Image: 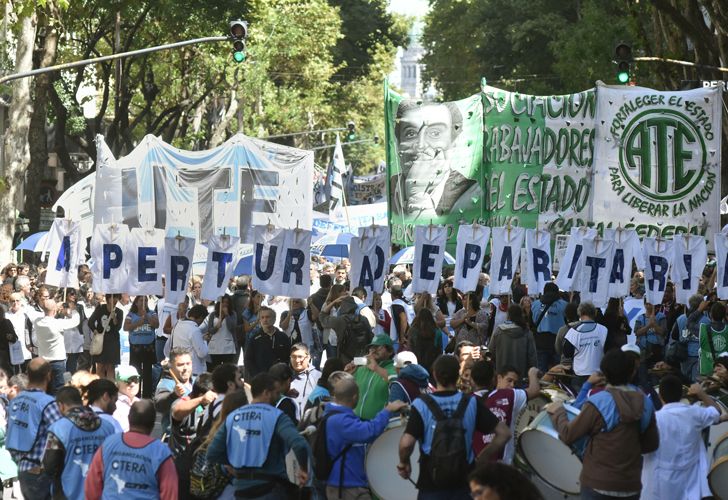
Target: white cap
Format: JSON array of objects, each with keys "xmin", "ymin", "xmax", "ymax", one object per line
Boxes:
[
  {"xmin": 621, "ymin": 344, "xmax": 641, "ymax": 357},
  {"xmin": 394, "ymin": 351, "xmax": 418, "ymax": 369}
]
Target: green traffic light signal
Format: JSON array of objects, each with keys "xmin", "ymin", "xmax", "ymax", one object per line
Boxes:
[
  {"xmin": 233, "ymin": 51, "xmax": 246, "ymax": 62},
  {"xmin": 617, "ymin": 71, "xmax": 629, "ymax": 83}
]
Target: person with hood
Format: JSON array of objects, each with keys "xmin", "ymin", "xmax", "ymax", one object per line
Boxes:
[
  {"xmin": 323, "ymin": 377, "xmax": 407, "ymax": 500},
  {"xmin": 531, "ymin": 282, "xmax": 568, "ymax": 372},
  {"xmin": 389, "ymin": 351, "xmax": 430, "ymax": 403},
  {"xmin": 554, "ymin": 302, "xmax": 579, "ymax": 365},
  {"xmin": 289, "ymin": 343, "xmax": 321, "ymax": 417},
  {"xmin": 489, "ymin": 304, "xmax": 537, "ymax": 377},
  {"xmin": 546, "ymin": 349, "xmax": 659, "ymax": 499},
  {"xmin": 319, "ymin": 294, "xmax": 372, "ymax": 365},
  {"xmin": 43, "ymin": 386, "xmax": 116, "ymax": 500},
  {"xmin": 408, "ymin": 308, "xmax": 446, "ymax": 375}
]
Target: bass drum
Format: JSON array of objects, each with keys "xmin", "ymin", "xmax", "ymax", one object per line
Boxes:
[
  {"xmin": 514, "ymin": 385, "xmax": 573, "ymax": 437},
  {"xmin": 709, "ymin": 434, "xmax": 728, "ymax": 500},
  {"xmin": 705, "ymin": 389, "xmax": 728, "ymax": 462},
  {"xmin": 366, "ymin": 417, "xmax": 420, "ymax": 500},
  {"xmin": 518, "ymin": 404, "xmax": 585, "ymax": 496}
]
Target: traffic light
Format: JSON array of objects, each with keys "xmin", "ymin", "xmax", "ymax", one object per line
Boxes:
[
  {"xmin": 614, "ymin": 43, "xmax": 632, "ymax": 84},
  {"xmin": 346, "ymin": 121, "xmax": 356, "ymax": 141},
  {"xmin": 229, "ymin": 20, "xmax": 248, "ymax": 63}
]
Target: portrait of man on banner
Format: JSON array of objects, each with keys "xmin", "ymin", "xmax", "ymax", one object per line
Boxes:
[{"xmin": 390, "ymin": 100, "xmax": 479, "ymax": 218}]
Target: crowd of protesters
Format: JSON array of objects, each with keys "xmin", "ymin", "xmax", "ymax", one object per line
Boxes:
[{"xmin": 0, "ymin": 254, "xmax": 725, "ymax": 500}]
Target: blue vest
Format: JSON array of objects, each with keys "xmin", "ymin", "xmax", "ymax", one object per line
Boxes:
[
  {"xmin": 587, "ymin": 387, "xmax": 654, "ymax": 433},
  {"xmin": 6, "ymin": 390, "xmax": 55, "ymax": 453},
  {"xmin": 225, "ymin": 403, "xmax": 282, "ymax": 468},
  {"xmin": 412, "ymin": 392, "xmax": 478, "ymax": 463},
  {"xmin": 533, "ymin": 299, "xmax": 567, "ymax": 334},
  {"xmin": 128, "ymin": 312, "xmax": 156, "ymax": 345},
  {"xmin": 100, "ymin": 433, "xmax": 172, "ymax": 500},
  {"xmin": 49, "ymin": 416, "xmax": 116, "ymax": 500}
]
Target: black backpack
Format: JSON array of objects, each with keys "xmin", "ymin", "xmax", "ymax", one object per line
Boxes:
[
  {"xmin": 312, "ymin": 409, "xmax": 352, "ymax": 482},
  {"xmin": 420, "ymin": 393, "xmax": 471, "ymax": 488},
  {"xmin": 339, "ymin": 308, "xmax": 373, "ymax": 361}
]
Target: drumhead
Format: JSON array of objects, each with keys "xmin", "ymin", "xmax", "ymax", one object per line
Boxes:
[
  {"xmin": 518, "ymin": 410, "xmax": 582, "ymax": 496},
  {"xmin": 713, "ymin": 431, "xmax": 728, "ymax": 463},
  {"xmin": 366, "ymin": 418, "xmax": 420, "ymax": 500},
  {"xmin": 709, "ymin": 456, "xmax": 728, "ymax": 499}
]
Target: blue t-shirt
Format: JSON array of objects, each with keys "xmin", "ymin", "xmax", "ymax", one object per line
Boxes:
[
  {"xmin": 532, "ymin": 298, "xmax": 567, "ymax": 334},
  {"xmin": 127, "ymin": 311, "xmax": 157, "ymax": 345}
]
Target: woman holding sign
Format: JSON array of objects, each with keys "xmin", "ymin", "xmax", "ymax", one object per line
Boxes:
[{"xmin": 124, "ymin": 295, "xmax": 159, "ymax": 398}]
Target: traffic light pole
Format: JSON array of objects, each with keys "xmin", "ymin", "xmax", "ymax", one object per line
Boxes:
[
  {"xmin": 0, "ymin": 35, "xmax": 229, "ymax": 86},
  {"xmin": 633, "ymin": 56, "xmax": 728, "ymax": 74}
]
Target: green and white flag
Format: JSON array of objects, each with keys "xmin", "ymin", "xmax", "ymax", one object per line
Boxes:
[
  {"xmin": 592, "ymin": 82, "xmax": 721, "ymax": 242},
  {"xmin": 481, "ymin": 86, "xmax": 596, "ymax": 234},
  {"xmin": 386, "ymin": 85, "xmax": 484, "ymax": 246}
]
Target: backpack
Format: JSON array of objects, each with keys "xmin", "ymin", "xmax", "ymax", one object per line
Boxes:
[
  {"xmin": 189, "ymin": 441, "xmax": 230, "ymax": 499},
  {"xmin": 420, "ymin": 393, "xmax": 471, "ymax": 488},
  {"xmin": 339, "ymin": 309, "xmax": 373, "ymax": 361},
  {"xmin": 174, "ymin": 400, "xmax": 223, "ymax": 498},
  {"xmin": 312, "ymin": 409, "xmax": 352, "ymax": 482}
]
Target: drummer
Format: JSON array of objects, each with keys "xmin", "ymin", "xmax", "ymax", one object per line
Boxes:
[
  {"xmin": 641, "ymin": 375, "xmax": 728, "ymax": 500},
  {"xmin": 470, "ymin": 362, "xmax": 540, "ymax": 464},
  {"xmin": 545, "ymin": 349, "xmax": 659, "ymax": 499},
  {"xmin": 322, "ymin": 377, "xmax": 407, "ymax": 500}
]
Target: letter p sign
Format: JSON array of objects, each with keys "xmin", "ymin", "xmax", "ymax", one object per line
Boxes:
[{"xmin": 103, "ymin": 244, "xmax": 123, "ymax": 279}]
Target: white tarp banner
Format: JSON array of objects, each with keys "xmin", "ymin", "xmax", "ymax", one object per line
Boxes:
[
  {"xmin": 524, "ymin": 229, "xmax": 552, "ymax": 295},
  {"xmin": 252, "ymin": 227, "xmax": 311, "ymax": 299},
  {"xmin": 164, "ymin": 236, "xmax": 196, "ymax": 306},
  {"xmin": 592, "ymin": 83, "xmax": 722, "ymax": 244},
  {"xmin": 490, "ymin": 226, "xmax": 525, "ymax": 296},
  {"xmin": 454, "ymin": 224, "xmax": 490, "ymax": 293},
  {"xmin": 671, "ymin": 234, "xmax": 707, "ymax": 305},
  {"xmin": 350, "ymin": 225, "xmax": 390, "ymax": 299},
  {"xmin": 604, "ymin": 228, "xmax": 644, "ymax": 298},
  {"xmin": 127, "ymin": 228, "xmax": 166, "ymax": 297},
  {"xmin": 90, "ymin": 223, "xmax": 130, "ymax": 294},
  {"xmin": 578, "ymin": 238, "xmax": 615, "ymax": 308},
  {"xmin": 201, "ymin": 234, "xmax": 240, "ymax": 301},
  {"xmin": 412, "ymin": 225, "xmax": 448, "ymax": 295},
  {"xmin": 642, "ymin": 237, "xmax": 674, "ymax": 305},
  {"xmin": 555, "ymin": 227, "xmax": 597, "ymax": 292},
  {"xmin": 714, "ymin": 233, "xmax": 728, "ymax": 300},
  {"xmin": 44, "ymin": 219, "xmax": 85, "ymax": 289}
]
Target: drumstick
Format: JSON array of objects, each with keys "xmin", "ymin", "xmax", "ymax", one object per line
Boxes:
[{"xmin": 169, "ymin": 368, "xmax": 180, "ymax": 385}]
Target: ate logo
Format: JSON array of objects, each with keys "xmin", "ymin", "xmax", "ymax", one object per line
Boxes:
[{"xmin": 619, "ymin": 109, "xmax": 706, "ymax": 202}]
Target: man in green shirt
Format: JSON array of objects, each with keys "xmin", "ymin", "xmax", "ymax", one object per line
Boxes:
[
  {"xmin": 346, "ymin": 335, "xmax": 397, "ymax": 420},
  {"xmin": 699, "ymin": 302, "xmax": 728, "ymax": 376}
]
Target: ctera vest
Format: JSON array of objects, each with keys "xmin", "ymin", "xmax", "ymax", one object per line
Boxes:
[
  {"xmin": 100, "ymin": 433, "xmax": 172, "ymax": 500},
  {"xmin": 6, "ymin": 390, "xmax": 55, "ymax": 454},
  {"xmin": 225, "ymin": 403, "xmax": 282, "ymax": 469}
]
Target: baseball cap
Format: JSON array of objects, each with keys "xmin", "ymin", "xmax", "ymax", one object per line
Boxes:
[
  {"xmin": 116, "ymin": 365, "xmax": 140, "ymax": 383},
  {"xmin": 394, "ymin": 351, "xmax": 418, "ymax": 368},
  {"xmin": 714, "ymin": 353, "xmax": 728, "ymax": 370},
  {"xmin": 368, "ymin": 334, "xmax": 393, "ymax": 348},
  {"xmin": 621, "ymin": 344, "xmax": 641, "ymax": 357}
]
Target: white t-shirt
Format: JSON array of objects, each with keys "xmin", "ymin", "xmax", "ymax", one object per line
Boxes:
[{"xmin": 565, "ymin": 321, "xmax": 608, "ymax": 376}]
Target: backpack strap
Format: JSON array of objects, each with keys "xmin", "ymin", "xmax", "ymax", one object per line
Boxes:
[
  {"xmin": 420, "ymin": 393, "xmax": 447, "ymax": 421},
  {"xmin": 452, "ymin": 393, "xmax": 470, "ymax": 419}
]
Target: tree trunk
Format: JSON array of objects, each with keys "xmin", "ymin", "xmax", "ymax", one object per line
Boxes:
[
  {"xmin": 0, "ymin": 7, "xmax": 37, "ymax": 262},
  {"xmin": 209, "ymin": 89, "xmax": 239, "ymax": 147},
  {"xmin": 27, "ymin": 3, "xmax": 59, "ymax": 232}
]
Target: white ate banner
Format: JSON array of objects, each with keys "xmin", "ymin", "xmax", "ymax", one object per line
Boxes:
[
  {"xmin": 592, "ymin": 83, "xmax": 722, "ymax": 244},
  {"xmin": 164, "ymin": 236, "xmax": 196, "ymax": 305},
  {"xmin": 454, "ymin": 225, "xmax": 490, "ymax": 293},
  {"xmin": 412, "ymin": 225, "xmax": 448, "ymax": 295},
  {"xmin": 201, "ymin": 234, "xmax": 240, "ymax": 301},
  {"xmin": 90, "ymin": 224, "xmax": 130, "ymax": 294},
  {"xmin": 490, "ymin": 226, "xmax": 525, "ymax": 296},
  {"xmin": 127, "ymin": 228, "xmax": 165, "ymax": 297},
  {"xmin": 524, "ymin": 229, "xmax": 552, "ymax": 295},
  {"xmin": 671, "ymin": 234, "xmax": 707, "ymax": 305},
  {"xmin": 642, "ymin": 237, "xmax": 674, "ymax": 305}
]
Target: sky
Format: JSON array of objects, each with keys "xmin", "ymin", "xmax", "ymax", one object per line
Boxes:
[{"xmin": 388, "ymin": 0, "xmax": 429, "ymax": 18}]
